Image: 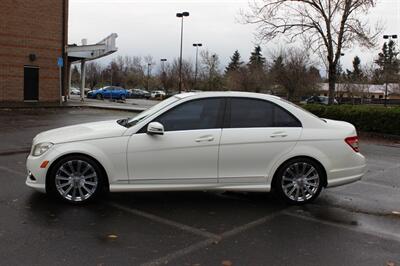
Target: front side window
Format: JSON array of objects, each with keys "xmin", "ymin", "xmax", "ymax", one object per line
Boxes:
[
  {"xmin": 154, "ymin": 98, "xmax": 223, "ymax": 131},
  {"xmin": 228, "ymin": 98, "xmax": 301, "ymax": 128}
]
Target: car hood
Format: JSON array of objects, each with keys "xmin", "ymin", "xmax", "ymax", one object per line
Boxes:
[{"xmin": 33, "ymin": 120, "xmax": 127, "ymax": 145}]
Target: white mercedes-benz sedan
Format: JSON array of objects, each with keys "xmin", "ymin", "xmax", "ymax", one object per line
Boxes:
[{"xmin": 26, "ymin": 92, "xmax": 366, "ymax": 204}]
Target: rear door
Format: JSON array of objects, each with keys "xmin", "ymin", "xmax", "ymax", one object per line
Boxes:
[
  {"xmin": 218, "ymin": 97, "xmax": 302, "ymax": 184},
  {"xmin": 104, "ymin": 87, "xmax": 113, "ymax": 99}
]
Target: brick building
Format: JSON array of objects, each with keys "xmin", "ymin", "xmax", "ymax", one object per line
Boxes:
[{"xmin": 0, "ymin": 0, "xmax": 69, "ymax": 104}]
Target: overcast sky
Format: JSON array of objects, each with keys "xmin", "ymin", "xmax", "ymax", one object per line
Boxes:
[{"xmin": 69, "ymin": 0, "xmax": 399, "ymax": 76}]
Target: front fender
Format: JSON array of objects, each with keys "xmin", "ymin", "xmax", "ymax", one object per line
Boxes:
[{"xmin": 47, "ymin": 137, "xmax": 129, "ymax": 185}]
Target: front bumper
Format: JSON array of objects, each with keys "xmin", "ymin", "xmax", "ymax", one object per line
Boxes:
[{"xmin": 25, "ymin": 154, "xmax": 50, "ymax": 193}]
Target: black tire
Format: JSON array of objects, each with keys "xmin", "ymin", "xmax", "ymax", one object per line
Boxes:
[
  {"xmin": 96, "ymin": 94, "xmax": 103, "ymax": 100},
  {"xmin": 120, "ymin": 94, "xmax": 126, "ymax": 101},
  {"xmin": 274, "ymin": 158, "xmax": 324, "ymax": 205},
  {"xmin": 47, "ymin": 155, "xmax": 107, "ymax": 204}
]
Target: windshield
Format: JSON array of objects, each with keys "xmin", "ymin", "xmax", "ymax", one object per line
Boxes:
[{"xmin": 127, "ymin": 96, "xmax": 180, "ymax": 126}]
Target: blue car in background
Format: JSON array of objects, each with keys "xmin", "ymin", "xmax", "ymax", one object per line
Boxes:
[{"xmin": 87, "ymin": 86, "xmax": 129, "ymax": 100}]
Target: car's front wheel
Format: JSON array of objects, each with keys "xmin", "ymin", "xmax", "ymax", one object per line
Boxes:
[
  {"xmin": 275, "ymin": 158, "xmax": 324, "ymax": 205},
  {"xmin": 96, "ymin": 94, "xmax": 103, "ymax": 100},
  {"xmin": 48, "ymin": 155, "xmax": 106, "ymax": 204}
]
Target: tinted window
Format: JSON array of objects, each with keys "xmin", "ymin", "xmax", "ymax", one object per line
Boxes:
[
  {"xmin": 229, "ymin": 98, "xmax": 301, "ymax": 128},
  {"xmin": 154, "ymin": 98, "xmax": 223, "ymax": 131}
]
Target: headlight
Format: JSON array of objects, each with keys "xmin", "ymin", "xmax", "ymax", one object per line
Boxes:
[{"xmin": 32, "ymin": 142, "xmax": 54, "ymax": 157}]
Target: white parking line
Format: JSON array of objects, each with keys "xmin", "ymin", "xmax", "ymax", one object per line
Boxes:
[
  {"xmin": 283, "ymin": 211, "xmax": 400, "ymax": 243},
  {"xmin": 140, "ymin": 211, "xmax": 283, "ymax": 266},
  {"xmin": 0, "ymin": 166, "xmax": 25, "ymax": 176},
  {"xmin": 106, "ymin": 202, "xmax": 220, "ymax": 240},
  {"xmin": 141, "ymin": 238, "xmax": 217, "ymax": 266},
  {"xmin": 360, "ymin": 180, "xmax": 400, "ymax": 190}
]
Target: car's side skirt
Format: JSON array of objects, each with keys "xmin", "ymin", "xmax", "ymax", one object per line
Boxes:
[{"xmin": 109, "ymin": 183, "xmax": 271, "ymax": 192}]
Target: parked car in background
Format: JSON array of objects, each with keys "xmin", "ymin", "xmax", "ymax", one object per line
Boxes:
[
  {"xmin": 128, "ymin": 89, "xmax": 151, "ymax": 99},
  {"xmin": 70, "ymin": 88, "xmax": 81, "ymax": 95},
  {"xmin": 26, "ymin": 91, "xmax": 366, "ymax": 204},
  {"xmin": 87, "ymin": 86, "xmax": 129, "ymax": 100},
  {"xmin": 151, "ymin": 90, "xmax": 166, "ymax": 99},
  {"xmin": 303, "ymin": 96, "xmax": 338, "ymax": 105},
  {"xmin": 84, "ymin": 88, "xmax": 92, "ymax": 95}
]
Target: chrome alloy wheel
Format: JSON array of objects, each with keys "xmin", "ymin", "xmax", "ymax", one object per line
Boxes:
[
  {"xmin": 281, "ymin": 162, "xmax": 320, "ymax": 202},
  {"xmin": 55, "ymin": 160, "xmax": 98, "ymax": 202}
]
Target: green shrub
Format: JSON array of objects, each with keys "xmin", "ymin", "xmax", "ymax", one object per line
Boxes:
[{"xmin": 302, "ymin": 104, "xmax": 400, "ymax": 136}]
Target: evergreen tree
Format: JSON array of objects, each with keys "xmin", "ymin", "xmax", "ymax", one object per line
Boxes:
[
  {"xmin": 269, "ymin": 55, "xmax": 284, "ymax": 81},
  {"xmin": 247, "ymin": 46, "xmax": 267, "ymax": 92},
  {"xmin": 351, "ymin": 56, "xmax": 363, "ymax": 82},
  {"xmin": 225, "ymin": 50, "xmax": 243, "ymax": 73},
  {"xmin": 375, "ymin": 40, "xmax": 400, "ymax": 83},
  {"xmin": 248, "ymin": 46, "xmax": 266, "ymax": 70}
]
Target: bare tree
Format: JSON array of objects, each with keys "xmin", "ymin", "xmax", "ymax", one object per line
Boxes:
[
  {"xmin": 70, "ymin": 65, "xmax": 81, "ymax": 87},
  {"xmin": 243, "ymin": 0, "xmax": 381, "ymax": 104},
  {"xmin": 85, "ymin": 62, "xmax": 103, "ymax": 89},
  {"xmin": 270, "ymin": 48, "xmax": 320, "ymax": 100},
  {"xmin": 225, "ymin": 66, "xmax": 250, "ymax": 91},
  {"xmin": 200, "ymin": 50, "xmax": 223, "ymax": 90}
]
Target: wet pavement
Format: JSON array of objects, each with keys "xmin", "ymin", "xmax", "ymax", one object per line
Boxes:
[{"xmin": 0, "ymin": 108, "xmax": 399, "ymax": 266}]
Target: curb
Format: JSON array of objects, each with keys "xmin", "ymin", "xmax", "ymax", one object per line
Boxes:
[
  {"xmin": 0, "ymin": 148, "xmax": 31, "ymax": 156},
  {"xmin": 0, "ymin": 104, "xmax": 146, "ymax": 112},
  {"xmin": 67, "ymin": 104, "xmax": 147, "ymax": 112}
]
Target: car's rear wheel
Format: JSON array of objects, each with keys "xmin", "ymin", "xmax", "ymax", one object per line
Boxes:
[
  {"xmin": 120, "ymin": 94, "xmax": 126, "ymax": 100},
  {"xmin": 275, "ymin": 158, "xmax": 323, "ymax": 205},
  {"xmin": 48, "ymin": 155, "xmax": 106, "ymax": 204},
  {"xmin": 96, "ymin": 94, "xmax": 103, "ymax": 100}
]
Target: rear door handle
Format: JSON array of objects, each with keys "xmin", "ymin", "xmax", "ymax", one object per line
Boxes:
[
  {"xmin": 195, "ymin": 136, "xmax": 215, "ymax": 142},
  {"xmin": 270, "ymin": 132, "xmax": 288, "ymax": 138}
]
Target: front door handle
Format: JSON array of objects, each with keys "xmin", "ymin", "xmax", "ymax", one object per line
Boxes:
[
  {"xmin": 270, "ymin": 132, "xmax": 288, "ymax": 138},
  {"xmin": 195, "ymin": 136, "xmax": 215, "ymax": 142}
]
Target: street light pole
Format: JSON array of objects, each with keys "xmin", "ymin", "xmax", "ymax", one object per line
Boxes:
[
  {"xmin": 147, "ymin": 63, "xmax": 151, "ymax": 91},
  {"xmin": 193, "ymin": 43, "xmax": 202, "ymax": 90},
  {"xmin": 383, "ymin": 34, "xmax": 398, "ymax": 107},
  {"xmin": 160, "ymin": 58, "xmax": 167, "ymax": 92},
  {"xmin": 160, "ymin": 58, "xmax": 167, "ymax": 70},
  {"xmin": 176, "ymin": 12, "xmax": 189, "ymax": 93}
]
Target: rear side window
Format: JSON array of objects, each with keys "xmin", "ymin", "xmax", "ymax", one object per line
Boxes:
[
  {"xmin": 228, "ymin": 98, "xmax": 301, "ymax": 128},
  {"xmin": 154, "ymin": 98, "xmax": 224, "ymax": 131}
]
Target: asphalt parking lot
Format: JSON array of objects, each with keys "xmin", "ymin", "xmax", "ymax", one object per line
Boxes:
[{"xmin": 0, "ymin": 108, "xmax": 399, "ymax": 266}]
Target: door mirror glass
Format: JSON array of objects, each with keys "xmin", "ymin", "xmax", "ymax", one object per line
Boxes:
[{"xmin": 147, "ymin": 122, "xmax": 164, "ymax": 135}]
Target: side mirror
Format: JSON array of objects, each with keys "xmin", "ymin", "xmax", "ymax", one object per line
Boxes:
[{"xmin": 147, "ymin": 122, "xmax": 164, "ymax": 135}]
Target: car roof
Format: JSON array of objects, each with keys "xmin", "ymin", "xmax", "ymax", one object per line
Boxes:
[{"xmin": 175, "ymin": 91, "xmax": 281, "ymax": 101}]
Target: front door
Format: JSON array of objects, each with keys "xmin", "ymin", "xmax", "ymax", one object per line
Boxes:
[
  {"xmin": 127, "ymin": 97, "xmax": 225, "ymax": 184},
  {"xmin": 24, "ymin": 66, "xmax": 39, "ymax": 101}
]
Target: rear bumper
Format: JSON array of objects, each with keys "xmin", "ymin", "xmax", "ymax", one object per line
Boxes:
[{"xmin": 327, "ymin": 161, "xmax": 367, "ymax": 188}]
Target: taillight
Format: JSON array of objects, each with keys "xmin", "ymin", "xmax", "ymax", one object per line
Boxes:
[{"xmin": 345, "ymin": 136, "xmax": 359, "ymax": 152}]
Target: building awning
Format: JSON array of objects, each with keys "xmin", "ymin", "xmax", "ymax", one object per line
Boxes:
[{"xmin": 67, "ymin": 33, "xmax": 118, "ymax": 62}]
